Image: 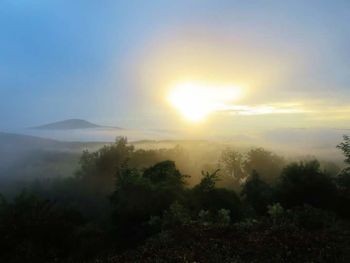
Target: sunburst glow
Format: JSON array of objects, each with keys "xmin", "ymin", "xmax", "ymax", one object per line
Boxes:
[{"xmin": 168, "ymin": 82, "xmax": 243, "ymax": 122}]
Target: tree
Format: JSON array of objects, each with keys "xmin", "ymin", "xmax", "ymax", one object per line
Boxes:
[
  {"xmin": 241, "ymin": 170, "xmax": 274, "ymax": 215},
  {"xmin": 76, "ymin": 137, "xmax": 134, "ymax": 193},
  {"xmin": 143, "ymin": 160, "xmax": 186, "ymax": 186},
  {"xmin": 336, "ymin": 135, "xmax": 350, "ymax": 195},
  {"xmin": 335, "ymin": 135, "xmax": 350, "ymax": 218},
  {"xmin": 220, "ymin": 149, "xmax": 245, "ymax": 181},
  {"xmin": 110, "ymin": 161, "xmax": 187, "ymax": 246},
  {"xmin": 277, "ymin": 160, "xmax": 337, "ymax": 210},
  {"xmin": 189, "ymin": 170, "xmax": 242, "ymax": 221},
  {"xmin": 162, "ymin": 201, "xmax": 191, "ymax": 229},
  {"xmin": 197, "ymin": 169, "xmax": 220, "ymax": 192},
  {"xmin": 0, "ymin": 191, "xmax": 85, "ymax": 262},
  {"xmin": 243, "ymin": 148, "xmax": 284, "ymax": 184},
  {"xmin": 337, "ymin": 135, "xmax": 350, "ymax": 165}
]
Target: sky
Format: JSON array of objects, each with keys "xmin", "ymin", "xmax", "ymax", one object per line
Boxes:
[{"xmin": 1, "ymin": 0, "xmax": 350, "ymax": 133}]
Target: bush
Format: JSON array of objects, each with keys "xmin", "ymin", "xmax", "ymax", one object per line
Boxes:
[
  {"xmin": 216, "ymin": 209, "xmax": 231, "ymax": 226},
  {"xmin": 267, "ymin": 203, "xmax": 285, "ymax": 224},
  {"xmin": 162, "ymin": 202, "xmax": 191, "ymax": 229}
]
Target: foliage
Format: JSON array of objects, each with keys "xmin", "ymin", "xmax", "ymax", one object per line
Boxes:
[
  {"xmin": 241, "ymin": 170, "xmax": 274, "ymax": 215},
  {"xmin": 0, "ymin": 191, "xmax": 88, "ymax": 262},
  {"xmin": 277, "ymin": 160, "xmax": 337, "ymax": 210},
  {"xmin": 162, "ymin": 201, "xmax": 191, "ymax": 229},
  {"xmin": 107, "ymin": 218, "xmax": 350, "ymax": 263},
  {"xmin": 337, "ymin": 168, "xmax": 350, "ymax": 195},
  {"xmin": 243, "ymin": 148, "xmax": 285, "ymax": 184},
  {"xmin": 216, "ymin": 208, "xmax": 231, "ymax": 226},
  {"xmin": 220, "ymin": 149, "xmax": 245, "ymax": 181},
  {"xmin": 110, "ymin": 160, "xmax": 187, "ymax": 246},
  {"xmin": 76, "ymin": 137, "xmax": 133, "ymax": 193},
  {"xmin": 338, "ymin": 135, "xmax": 350, "ymax": 165},
  {"xmin": 2, "ymin": 136, "xmax": 350, "ymax": 262},
  {"xmin": 267, "ymin": 203, "xmax": 285, "ymax": 224},
  {"xmin": 287, "ymin": 205, "xmax": 337, "ymax": 230},
  {"xmin": 198, "ymin": 210, "xmax": 212, "ymax": 226},
  {"xmin": 196, "ymin": 169, "xmax": 220, "ymax": 192},
  {"xmin": 188, "ymin": 170, "xmax": 242, "ymax": 222}
]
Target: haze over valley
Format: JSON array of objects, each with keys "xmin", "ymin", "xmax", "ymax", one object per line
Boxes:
[{"xmin": 1, "ymin": 1, "xmax": 350, "ymax": 262}]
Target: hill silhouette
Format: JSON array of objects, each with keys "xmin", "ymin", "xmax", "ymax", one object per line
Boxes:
[{"xmin": 33, "ymin": 119, "xmax": 103, "ymax": 130}]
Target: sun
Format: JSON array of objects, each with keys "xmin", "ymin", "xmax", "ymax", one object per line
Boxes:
[{"xmin": 167, "ymin": 82, "xmax": 243, "ymax": 122}]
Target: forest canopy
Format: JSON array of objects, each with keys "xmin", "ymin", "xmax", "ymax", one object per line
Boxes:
[{"xmin": 1, "ymin": 136, "xmax": 350, "ymax": 262}]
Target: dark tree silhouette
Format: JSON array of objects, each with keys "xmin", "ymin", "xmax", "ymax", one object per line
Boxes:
[
  {"xmin": 277, "ymin": 160, "xmax": 337, "ymax": 210},
  {"xmin": 110, "ymin": 160, "xmax": 187, "ymax": 246},
  {"xmin": 337, "ymin": 135, "xmax": 350, "ymax": 165},
  {"xmin": 243, "ymin": 148, "xmax": 285, "ymax": 184},
  {"xmin": 241, "ymin": 170, "xmax": 274, "ymax": 215},
  {"xmin": 0, "ymin": 191, "xmax": 85, "ymax": 262}
]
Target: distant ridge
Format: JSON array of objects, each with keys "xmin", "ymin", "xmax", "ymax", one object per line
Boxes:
[{"xmin": 33, "ymin": 119, "xmax": 103, "ymax": 130}]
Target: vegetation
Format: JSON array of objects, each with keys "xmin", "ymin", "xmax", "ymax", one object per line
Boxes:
[{"xmin": 1, "ymin": 136, "xmax": 350, "ymax": 262}]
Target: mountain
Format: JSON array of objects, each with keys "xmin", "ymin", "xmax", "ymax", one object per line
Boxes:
[{"xmin": 33, "ymin": 119, "xmax": 102, "ymax": 130}]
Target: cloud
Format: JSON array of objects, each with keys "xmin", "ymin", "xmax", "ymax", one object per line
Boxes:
[{"xmin": 220, "ymin": 103, "xmax": 304, "ymax": 116}]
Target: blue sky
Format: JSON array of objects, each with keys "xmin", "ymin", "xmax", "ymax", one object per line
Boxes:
[{"xmin": 1, "ymin": 1, "xmax": 350, "ymax": 130}]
